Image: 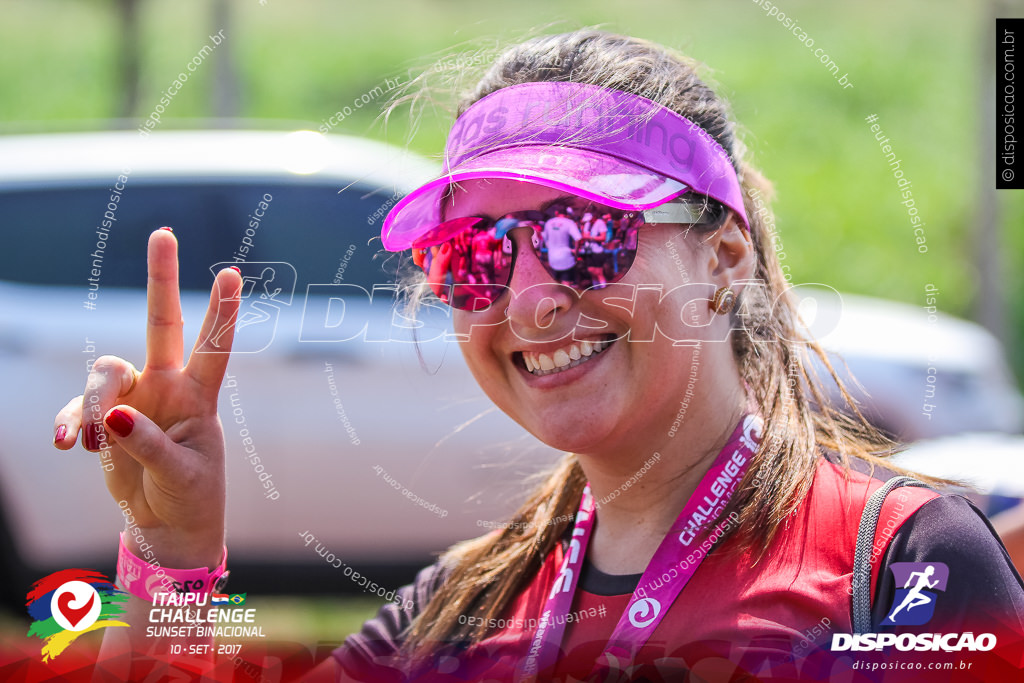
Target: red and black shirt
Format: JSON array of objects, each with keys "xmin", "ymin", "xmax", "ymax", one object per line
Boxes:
[{"xmin": 334, "ymin": 457, "xmax": 1024, "ymax": 681}]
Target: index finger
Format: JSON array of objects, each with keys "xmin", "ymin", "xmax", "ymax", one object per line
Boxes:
[{"xmin": 145, "ymin": 228, "xmax": 184, "ymax": 371}]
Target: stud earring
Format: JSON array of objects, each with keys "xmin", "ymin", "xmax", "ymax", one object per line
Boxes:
[{"xmin": 710, "ymin": 286, "xmax": 736, "ymax": 315}]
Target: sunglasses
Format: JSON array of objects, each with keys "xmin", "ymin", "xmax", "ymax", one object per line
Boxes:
[{"xmin": 411, "ymin": 196, "xmax": 724, "ymax": 311}]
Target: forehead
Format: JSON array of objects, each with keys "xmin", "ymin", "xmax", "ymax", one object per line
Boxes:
[{"xmin": 446, "ymin": 179, "xmax": 570, "ymax": 219}]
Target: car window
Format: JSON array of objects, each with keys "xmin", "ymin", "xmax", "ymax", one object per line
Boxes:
[{"xmin": 1, "ymin": 181, "xmax": 400, "ymax": 292}]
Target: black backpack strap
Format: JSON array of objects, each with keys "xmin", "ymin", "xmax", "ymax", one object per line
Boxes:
[{"xmin": 851, "ymin": 475, "xmax": 932, "ymax": 634}]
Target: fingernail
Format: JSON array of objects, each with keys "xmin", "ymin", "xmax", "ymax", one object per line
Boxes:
[
  {"xmin": 229, "ymin": 266, "xmax": 241, "ymax": 273},
  {"xmin": 54, "ymin": 424, "xmax": 67, "ymax": 444},
  {"xmin": 105, "ymin": 409, "xmax": 135, "ymax": 438},
  {"xmin": 83, "ymin": 424, "xmax": 102, "ymax": 450},
  {"xmin": 160, "ymin": 226, "xmax": 174, "ymax": 233}
]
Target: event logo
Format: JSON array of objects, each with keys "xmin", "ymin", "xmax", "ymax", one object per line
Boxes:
[
  {"xmin": 628, "ymin": 598, "xmax": 661, "ymax": 628},
  {"xmin": 882, "ymin": 562, "xmax": 949, "ymax": 626},
  {"xmin": 25, "ymin": 569, "xmax": 128, "ymax": 661}
]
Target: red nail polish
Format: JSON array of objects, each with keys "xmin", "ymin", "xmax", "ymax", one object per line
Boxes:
[
  {"xmin": 54, "ymin": 424, "xmax": 67, "ymax": 444},
  {"xmin": 229, "ymin": 266, "xmax": 241, "ymax": 273},
  {"xmin": 105, "ymin": 409, "xmax": 135, "ymax": 438},
  {"xmin": 160, "ymin": 226, "xmax": 174, "ymax": 233},
  {"xmin": 83, "ymin": 424, "xmax": 102, "ymax": 450}
]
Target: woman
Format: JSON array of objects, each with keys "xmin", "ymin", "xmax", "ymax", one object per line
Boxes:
[
  {"xmin": 579, "ymin": 211, "xmax": 610, "ymax": 287},
  {"xmin": 539, "ymin": 208, "xmax": 582, "ymax": 286},
  {"xmin": 53, "ymin": 30, "xmax": 1024, "ymax": 682}
]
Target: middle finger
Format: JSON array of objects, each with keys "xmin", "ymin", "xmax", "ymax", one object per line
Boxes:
[{"xmin": 146, "ymin": 228, "xmax": 185, "ymax": 370}]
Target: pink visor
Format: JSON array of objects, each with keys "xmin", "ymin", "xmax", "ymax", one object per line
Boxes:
[{"xmin": 380, "ymin": 82, "xmax": 748, "ymax": 251}]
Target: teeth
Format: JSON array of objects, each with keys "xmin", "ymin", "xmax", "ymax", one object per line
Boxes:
[{"xmin": 520, "ymin": 338, "xmax": 614, "ymax": 377}]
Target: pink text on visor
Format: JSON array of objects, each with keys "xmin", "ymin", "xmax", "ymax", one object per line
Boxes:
[{"xmin": 381, "ymin": 82, "xmax": 748, "ymax": 251}]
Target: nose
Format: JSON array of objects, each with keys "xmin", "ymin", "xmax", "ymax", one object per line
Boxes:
[{"xmin": 503, "ymin": 227, "xmax": 577, "ymax": 332}]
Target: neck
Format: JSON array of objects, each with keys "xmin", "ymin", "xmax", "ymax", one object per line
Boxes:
[{"xmin": 576, "ymin": 374, "xmax": 748, "ymax": 576}]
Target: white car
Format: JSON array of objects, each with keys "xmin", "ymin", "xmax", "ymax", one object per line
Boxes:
[
  {"xmin": 802, "ymin": 288, "xmax": 1023, "ymax": 441},
  {"xmin": 0, "ymin": 130, "xmax": 563, "ymax": 608},
  {"xmin": 804, "ymin": 288, "xmax": 1024, "ymax": 516},
  {"xmin": 1, "ymin": 132, "xmax": 1020, "ymax": 609}
]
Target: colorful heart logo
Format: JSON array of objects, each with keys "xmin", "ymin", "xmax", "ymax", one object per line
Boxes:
[
  {"xmin": 28, "ymin": 570, "xmax": 127, "ymax": 662},
  {"xmin": 56, "ymin": 590, "xmax": 95, "ymax": 629}
]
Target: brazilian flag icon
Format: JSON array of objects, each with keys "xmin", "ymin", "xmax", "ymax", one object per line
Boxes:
[{"xmin": 229, "ymin": 593, "xmax": 247, "ymax": 605}]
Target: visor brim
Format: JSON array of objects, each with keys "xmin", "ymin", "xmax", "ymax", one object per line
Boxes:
[{"xmin": 381, "ymin": 145, "xmax": 688, "ymax": 251}]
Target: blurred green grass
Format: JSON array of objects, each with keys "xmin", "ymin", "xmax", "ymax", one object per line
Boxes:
[
  {"xmin": 1, "ymin": 0, "xmax": 1021, "ymax": 381},
  {"xmin": 241, "ymin": 596, "xmax": 381, "ymax": 645}
]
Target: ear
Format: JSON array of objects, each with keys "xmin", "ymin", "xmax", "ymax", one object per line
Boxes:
[{"xmin": 701, "ymin": 213, "xmax": 756, "ymax": 287}]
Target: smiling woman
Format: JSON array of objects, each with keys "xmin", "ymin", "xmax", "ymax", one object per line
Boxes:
[{"xmin": 52, "ymin": 28, "xmax": 1024, "ymax": 683}]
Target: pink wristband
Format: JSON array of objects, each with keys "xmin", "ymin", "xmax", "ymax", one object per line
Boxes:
[{"xmin": 116, "ymin": 532, "xmax": 229, "ymax": 601}]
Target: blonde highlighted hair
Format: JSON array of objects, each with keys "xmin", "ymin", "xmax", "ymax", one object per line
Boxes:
[{"xmin": 388, "ymin": 29, "xmax": 938, "ymax": 657}]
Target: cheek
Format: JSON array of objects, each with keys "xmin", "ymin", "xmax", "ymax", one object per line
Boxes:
[
  {"xmin": 615, "ymin": 253, "xmax": 710, "ymax": 340},
  {"xmin": 452, "ymin": 311, "xmax": 497, "ymax": 373},
  {"xmin": 452, "ymin": 310, "xmax": 471, "ymax": 338},
  {"xmin": 452, "ymin": 312, "xmax": 478, "ymax": 363},
  {"xmin": 657, "ymin": 288, "xmax": 713, "ymax": 342},
  {"xmin": 655, "ymin": 240, "xmax": 718, "ymax": 333}
]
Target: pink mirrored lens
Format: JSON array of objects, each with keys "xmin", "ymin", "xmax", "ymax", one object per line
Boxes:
[{"xmin": 412, "ymin": 201, "xmax": 644, "ymax": 311}]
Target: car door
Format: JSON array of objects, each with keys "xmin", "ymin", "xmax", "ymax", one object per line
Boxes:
[{"xmin": 0, "ymin": 175, "xmax": 561, "ymax": 584}]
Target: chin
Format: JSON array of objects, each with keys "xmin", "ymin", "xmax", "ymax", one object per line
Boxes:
[{"xmin": 525, "ymin": 422, "xmax": 610, "ymax": 455}]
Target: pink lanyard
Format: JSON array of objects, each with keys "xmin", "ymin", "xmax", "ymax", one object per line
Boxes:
[{"xmin": 516, "ymin": 415, "xmax": 763, "ymax": 681}]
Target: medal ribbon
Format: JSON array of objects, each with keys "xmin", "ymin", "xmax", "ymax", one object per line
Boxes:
[{"xmin": 515, "ymin": 414, "xmax": 763, "ymax": 681}]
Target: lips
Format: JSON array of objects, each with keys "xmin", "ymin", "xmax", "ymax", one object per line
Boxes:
[{"xmin": 519, "ymin": 336, "xmax": 615, "ymax": 376}]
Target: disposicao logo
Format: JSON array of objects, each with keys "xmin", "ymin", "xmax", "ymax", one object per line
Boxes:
[
  {"xmin": 882, "ymin": 561, "xmax": 948, "ymax": 626},
  {"xmin": 25, "ymin": 569, "xmax": 129, "ymax": 661},
  {"xmin": 832, "ymin": 561, "xmax": 997, "ymax": 653}
]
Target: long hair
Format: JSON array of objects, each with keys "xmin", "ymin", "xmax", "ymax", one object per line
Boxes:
[{"xmin": 394, "ymin": 29, "xmax": 940, "ymax": 656}]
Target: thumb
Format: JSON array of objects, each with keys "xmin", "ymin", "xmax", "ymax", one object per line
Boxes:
[{"xmin": 103, "ymin": 405, "xmax": 181, "ymax": 477}]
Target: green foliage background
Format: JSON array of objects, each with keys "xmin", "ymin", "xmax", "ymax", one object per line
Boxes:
[
  {"xmin": 6, "ymin": 0, "xmax": 1021, "ymax": 380},
  {"xmin": 1, "ymin": 0, "xmax": 1021, "ymax": 642}
]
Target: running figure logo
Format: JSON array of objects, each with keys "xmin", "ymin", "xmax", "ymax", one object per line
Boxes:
[
  {"xmin": 200, "ymin": 261, "xmax": 297, "ymax": 353},
  {"xmin": 882, "ymin": 561, "xmax": 949, "ymax": 626}
]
